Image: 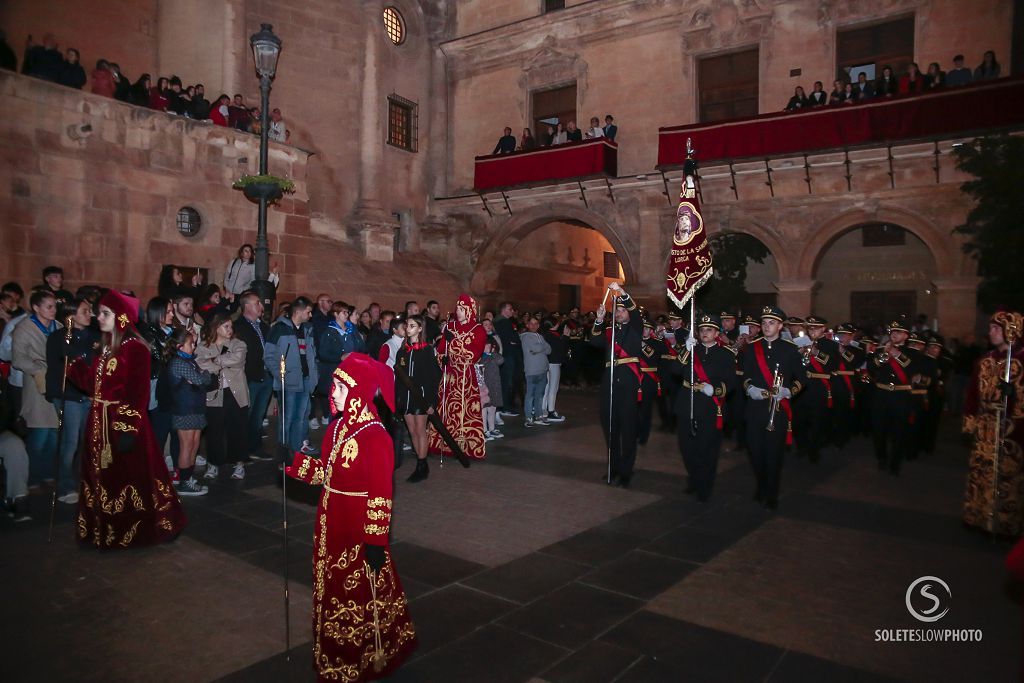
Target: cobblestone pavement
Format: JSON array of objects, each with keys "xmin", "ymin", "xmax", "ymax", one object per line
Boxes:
[{"xmin": 2, "ymin": 393, "xmax": 1017, "ymax": 682}]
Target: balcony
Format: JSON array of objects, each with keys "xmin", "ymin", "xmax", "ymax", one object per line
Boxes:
[
  {"xmin": 657, "ymin": 77, "xmax": 1024, "ymax": 168},
  {"xmin": 473, "ymin": 137, "xmax": 618, "ymax": 192}
]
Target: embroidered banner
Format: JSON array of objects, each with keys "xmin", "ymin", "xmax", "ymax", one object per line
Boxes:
[{"xmin": 666, "ymin": 140, "xmax": 713, "ymax": 309}]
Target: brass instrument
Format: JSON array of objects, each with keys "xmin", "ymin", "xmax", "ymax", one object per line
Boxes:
[{"xmin": 765, "ymin": 363, "xmax": 782, "ymax": 431}]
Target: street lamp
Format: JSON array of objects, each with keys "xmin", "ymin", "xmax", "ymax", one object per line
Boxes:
[{"xmin": 249, "ymin": 23, "xmax": 282, "ymax": 313}]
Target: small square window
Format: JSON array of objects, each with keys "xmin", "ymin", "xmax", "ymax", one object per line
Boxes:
[
  {"xmin": 387, "ymin": 95, "xmax": 418, "ymax": 153},
  {"xmin": 544, "ymin": 0, "xmax": 566, "ymax": 12}
]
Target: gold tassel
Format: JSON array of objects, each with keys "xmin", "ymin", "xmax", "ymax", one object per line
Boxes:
[
  {"xmin": 100, "ymin": 443, "xmax": 113, "ymax": 469},
  {"xmin": 367, "ymin": 561, "xmax": 386, "ymax": 673}
]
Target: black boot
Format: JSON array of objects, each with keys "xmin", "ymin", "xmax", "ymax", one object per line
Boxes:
[{"xmin": 407, "ymin": 459, "xmax": 429, "ymax": 483}]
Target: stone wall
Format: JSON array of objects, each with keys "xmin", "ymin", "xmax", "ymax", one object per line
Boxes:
[{"xmin": 0, "ymin": 71, "xmax": 463, "ymax": 310}]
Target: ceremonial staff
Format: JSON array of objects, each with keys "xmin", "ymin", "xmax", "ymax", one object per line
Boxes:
[
  {"xmin": 47, "ymin": 315, "xmax": 74, "ymax": 543},
  {"xmin": 992, "ymin": 316, "xmax": 1020, "ymax": 533},
  {"xmin": 689, "ymin": 300, "xmax": 697, "ymax": 437},
  {"xmin": 278, "ymin": 347, "xmax": 291, "ymax": 661},
  {"xmin": 599, "ymin": 286, "xmax": 617, "ymax": 484}
]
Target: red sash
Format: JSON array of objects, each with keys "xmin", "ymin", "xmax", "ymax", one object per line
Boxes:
[
  {"xmin": 838, "ymin": 356, "xmax": 855, "ymax": 408},
  {"xmin": 809, "ymin": 356, "xmax": 833, "ymax": 408},
  {"xmin": 887, "ymin": 352, "xmax": 915, "ymax": 424},
  {"xmin": 605, "ymin": 328, "xmax": 644, "ymax": 401},
  {"xmin": 753, "ymin": 341, "xmax": 793, "ymax": 444},
  {"xmin": 692, "ymin": 349, "xmax": 724, "ymax": 429}
]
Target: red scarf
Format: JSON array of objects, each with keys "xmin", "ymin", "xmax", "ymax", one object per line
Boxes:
[
  {"xmin": 692, "ymin": 347, "xmax": 723, "ymax": 429},
  {"xmin": 403, "ymin": 341, "xmax": 430, "ymax": 352},
  {"xmin": 753, "ymin": 340, "xmax": 793, "ymax": 444},
  {"xmin": 808, "ymin": 355, "xmax": 833, "ymax": 408},
  {"xmin": 605, "ymin": 327, "xmax": 643, "ymax": 401}
]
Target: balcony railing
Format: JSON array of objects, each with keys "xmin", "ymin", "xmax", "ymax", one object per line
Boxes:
[
  {"xmin": 473, "ymin": 137, "xmax": 617, "ymax": 192},
  {"xmin": 657, "ymin": 77, "xmax": 1024, "ymax": 168}
]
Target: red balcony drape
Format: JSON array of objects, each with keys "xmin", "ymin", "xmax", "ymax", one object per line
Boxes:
[{"xmin": 474, "ymin": 138, "xmax": 618, "ymax": 191}]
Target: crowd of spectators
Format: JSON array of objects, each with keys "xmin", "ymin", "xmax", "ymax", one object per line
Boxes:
[
  {"xmin": 784, "ymin": 50, "xmax": 1003, "ymax": 111},
  {"xmin": 0, "ymin": 31, "xmax": 289, "ymax": 143},
  {"xmin": 0, "ymin": 255, "xmax": 608, "ymax": 516},
  {"xmin": 492, "ymin": 114, "xmax": 618, "ymax": 154}
]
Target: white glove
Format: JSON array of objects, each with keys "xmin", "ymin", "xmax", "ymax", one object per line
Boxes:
[
  {"xmin": 778, "ymin": 387, "xmax": 792, "ymax": 400},
  {"xmin": 685, "ymin": 336, "xmax": 696, "ymax": 352},
  {"xmin": 701, "ymin": 383, "xmax": 714, "ymax": 397},
  {"xmin": 747, "ymin": 385, "xmax": 765, "ymax": 400}
]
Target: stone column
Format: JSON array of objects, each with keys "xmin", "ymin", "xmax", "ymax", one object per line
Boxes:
[
  {"xmin": 349, "ymin": 0, "xmax": 396, "ymax": 261},
  {"xmin": 933, "ymin": 276, "xmax": 981, "ymax": 339},
  {"xmin": 773, "ymin": 278, "xmax": 819, "ymax": 316}
]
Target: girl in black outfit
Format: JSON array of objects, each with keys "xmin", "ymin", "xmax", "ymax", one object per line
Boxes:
[
  {"xmin": 925, "ymin": 63, "xmax": 945, "ymax": 90},
  {"xmin": 828, "ymin": 79, "xmax": 847, "ymax": 106},
  {"xmin": 784, "ymin": 86, "xmax": 809, "ymax": 111},
  {"xmin": 396, "ymin": 315, "xmax": 441, "ymax": 483},
  {"xmin": 139, "ymin": 296, "xmax": 179, "ymax": 471},
  {"xmin": 874, "ymin": 65, "xmax": 898, "ymax": 97},
  {"xmin": 59, "ymin": 49, "xmax": 87, "ymax": 89},
  {"xmin": 130, "ymin": 74, "xmax": 151, "ymax": 106}
]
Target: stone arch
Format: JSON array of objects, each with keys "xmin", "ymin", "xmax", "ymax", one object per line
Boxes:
[
  {"xmin": 469, "ymin": 203, "xmax": 636, "ymax": 295},
  {"xmin": 708, "ymin": 220, "xmax": 797, "ymax": 280},
  {"xmin": 798, "ymin": 207, "xmax": 958, "ymax": 280}
]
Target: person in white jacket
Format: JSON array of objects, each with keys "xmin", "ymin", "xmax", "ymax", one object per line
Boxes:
[
  {"xmin": 519, "ymin": 316, "xmax": 552, "ymax": 426},
  {"xmin": 223, "ymin": 244, "xmax": 281, "ymax": 299}
]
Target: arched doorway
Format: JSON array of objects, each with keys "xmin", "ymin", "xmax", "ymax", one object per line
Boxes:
[
  {"xmin": 694, "ymin": 232, "xmax": 780, "ymax": 316},
  {"xmin": 812, "ymin": 222, "xmax": 938, "ymax": 331},
  {"xmin": 493, "ymin": 220, "xmax": 622, "ymax": 311},
  {"xmin": 469, "ymin": 203, "xmax": 635, "ymax": 311}
]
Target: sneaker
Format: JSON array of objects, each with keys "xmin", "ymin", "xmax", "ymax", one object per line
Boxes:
[
  {"xmin": 176, "ymin": 477, "xmax": 209, "ymax": 496},
  {"xmin": 248, "ymin": 451, "xmax": 273, "ymax": 461},
  {"xmin": 500, "ymin": 410, "xmax": 520, "ymax": 417},
  {"xmin": 7, "ymin": 497, "xmax": 31, "ymax": 522},
  {"xmin": 262, "ymin": 418, "xmax": 269, "ymax": 428},
  {"xmin": 534, "ymin": 417, "xmax": 549, "ymax": 426},
  {"xmin": 547, "ymin": 412, "xmax": 566, "ymax": 423},
  {"xmin": 231, "ymin": 463, "xmax": 246, "ymax": 480},
  {"xmin": 495, "ymin": 414, "xmax": 505, "ymax": 426},
  {"xmin": 485, "ymin": 432, "xmax": 495, "ymax": 441},
  {"xmin": 402, "ymin": 443, "xmax": 413, "ymax": 451},
  {"xmin": 300, "ymin": 440, "xmax": 319, "ymax": 456},
  {"xmin": 196, "ymin": 455, "xmax": 207, "ymax": 468},
  {"xmin": 309, "ymin": 418, "xmax": 320, "ymax": 431},
  {"xmin": 203, "ymin": 464, "xmax": 219, "ymax": 480},
  {"xmin": 491, "ymin": 430, "xmax": 504, "ymax": 439},
  {"xmin": 57, "ymin": 492, "xmax": 79, "ymax": 504},
  {"xmin": 321, "ymin": 416, "xmax": 329, "ymax": 426},
  {"xmin": 524, "ymin": 418, "xmax": 534, "ymax": 428}
]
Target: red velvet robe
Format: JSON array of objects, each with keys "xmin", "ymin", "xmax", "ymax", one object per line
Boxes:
[
  {"xmin": 289, "ymin": 406, "xmax": 417, "ymax": 681},
  {"xmin": 429, "ymin": 320, "xmax": 487, "ymax": 460},
  {"xmin": 67, "ymin": 337, "xmax": 186, "ymax": 549},
  {"xmin": 963, "ymin": 346, "xmax": 1024, "ymax": 535}
]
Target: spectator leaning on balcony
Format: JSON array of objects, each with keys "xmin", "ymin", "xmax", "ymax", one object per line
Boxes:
[
  {"xmin": 807, "ymin": 81, "xmax": 827, "ymax": 106},
  {"xmin": 946, "ymin": 55, "xmax": 973, "ymax": 87},
  {"xmin": 828, "ymin": 80, "xmax": 846, "ymax": 105},
  {"xmin": 899, "ymin": 62, "xmax": 925, "ymax": 95},
  {"xmin": 785, "ymin": 86, "xmax": 809, "ymax": 111},
  {"xmin": 603, "ymin": 115, "xmax": 617, "ymax": 141},
  {"xmin": 585, "ymin": 117, "xmax": 605, "ymax": 139},
  {"xmin": 566, "ymin": 121, "xmax": 583, "ymax": 142},
  {"xmin": 875, "ymin": 65, "xmax": 898, "ymax": 97},
  {"xmin": 519, "ymin": 127, "xmax": 537, "ymax": 151},
  {"xmin": 149, "ymin": 76, "xmax": 169, "ymax": 111},
  {"xmin": 552, "ymin": 122, "xmax": 567, "ymax": 145},
  {"xmin": 90, "ymin": 59, "xmax": 116, "ymax": 98},
  {"xmin": 492, "ymin": 127, "xmax": 517, "ymax": 154},
  {"xmin": 192, "ymin": 83, "xmax": 211, "ymax": 119},
  {"xmin": 129, "ymin": 73, "xmax": 150, "ymax": 106},
  {"xmin": 975, "ymin": 50, "xmax": 1000, "ymax": 81},
  {"xmin": 167, "ymin": 76, "xmax": 189, "ymax": 115},
  {"xmin": 110, "ymin": 63, "xmax": 130, "ymax": 102},
  {"xmin": 853, "ymin": 72, "xmax": 874, "ymax": 100},
  {"xmin": 59, "ymin": 48, "xmax": 86, "ymax": 89},
  {"xmin": 210, "ymin": 94, "xmax": 230, "ymax": 126},
  {"xmin": 268, "ymin": 108, "xmax": 287, "ymax": 142},
  {"xmin": 925, "ymin": 62, "xmax": 945, "ymax": 91},
  {"xmin": 229, "ymin": 94, "xmax": 251, "ymax": 131},
  {"xmin": 540, "ymin": 124, "xmax": 555, "ymax": 147},
  {"xmin": 22, "ymin": 33, "xmax": 63, "ymax": 83}
]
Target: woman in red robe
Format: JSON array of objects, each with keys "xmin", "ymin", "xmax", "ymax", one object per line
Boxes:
[
  {"xmin": 429, "ymin": 294, "xmax": 487, "ymax": 460},
  {"xmin": 286, "ymin": 353, "xmax": 417, "ymax": 682},
  {"xmin": 963, "ymin": 310, "xmax": 1024, "ymax": 536},
  {"xmin": 66, "ymin": 289, "xmax": 186, "ymax": 549}
]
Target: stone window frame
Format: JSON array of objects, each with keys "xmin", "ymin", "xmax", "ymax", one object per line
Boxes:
[
  {"xmin": 383, "ymin": 7, "xmax": 406, "ymax": 46},
  {"xmin": 175, "ymin": 206, "xmax": 203, "ymax": 238},
  {"xmin": 387, "ymin": 94, "xmax": 418, "ymax": 153},
  {"xmin": 695, "ymin": 45, "xmax": 761, "ymax": 123},
  {"xmin": 542, "ymin": 0, "xmax": 566, "ymax": 13}
]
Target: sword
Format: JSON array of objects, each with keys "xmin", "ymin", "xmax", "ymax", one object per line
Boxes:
[{"xmin": 393, "ymin": 362, "xmax": 470, "ymax": 467}]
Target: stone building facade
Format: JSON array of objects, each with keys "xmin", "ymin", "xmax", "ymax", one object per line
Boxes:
[{"xmin": 0, "ymin": 0, "xmax": 1017, "ymax": 336}]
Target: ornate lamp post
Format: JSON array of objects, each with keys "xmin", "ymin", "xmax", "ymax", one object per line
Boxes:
[{"xmin": 248, "ymin": 23, "xmax": 282, "ymax": 312}]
